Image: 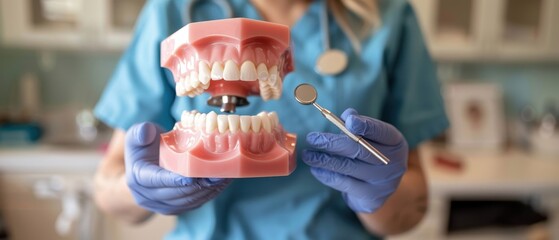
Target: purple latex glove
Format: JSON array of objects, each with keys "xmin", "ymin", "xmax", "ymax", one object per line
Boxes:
[
  {"xmin": 303, "ymin": 108, "xmax": 408, "ymax": 213},
  {"xmin": 125, "ymin": 122, "xmax": 231, "ymax": 215}
]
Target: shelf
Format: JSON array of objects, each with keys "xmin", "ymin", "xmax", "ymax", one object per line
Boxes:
[
  {"xmin": 0, "ymin": 145, "xmax": 101, "ymax": 173},
  {"xmin": 0, "ymin": 0, "xmax": 146, "ymax": 50}
]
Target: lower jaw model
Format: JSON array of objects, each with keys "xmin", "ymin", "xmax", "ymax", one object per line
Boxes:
[{"xmin": 159, "ymin": 18, "xmax": 297, "ymax": 178}]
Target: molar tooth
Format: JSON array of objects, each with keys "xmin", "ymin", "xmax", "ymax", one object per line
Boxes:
[
  {"xmin": 189, "ymin": 71, "xmax": 200, "ymax": 88},
  {"xmin": 257, "ymin": 63, "xmax": 269, "ymax": 81},
  {"xmin": 268, "ymin": 66, "xmax": 278, "ymax": 84},
  {"xmin": 228, "ymin": 115, "xmax": 240, "ymax": 133},
  {"xmin": 258, "ymin": 112, "xmax": 272, "ymax": 133},
  {"xmin": 240, "ymin": 116, "xmax": 251, "ymax": 133},
  {"xmin": 217, "ymin": 115, "xmax": 229, "ymax": 133},
  {"xmin": 240, "ymin": 61, "xmax": 257, "ymax": 81},
  {"xmin": 198, "ymin": 62, "xmax": 211, "ymax": 84},
  {"xmin": 195, "ymin": 113, "xmax": 206, "ymax": 131},
  {"xmin": 250, "ymin": 116, "xmax": 262, "ymax": 133},
  {"xmin": 206, "ymin": 111, "xmax": 217, "ymax": 133},
  {"xmin": 259, "ymin": 82, "xmax": 272, "ymax": 101},
  {"xmin": 223, "ymin": 60, "xmax": 240, "ymax": 80},
  {"xmin": 211, "ymin": 62, "xmax": 223, "ymax": 80},
  {"xmin": 267, "ymin": 112, "xmax": 279, "ymax": 128},
  {"xmin": 271, "ymin": 77, "xmax": 283, "ymax": 99}
]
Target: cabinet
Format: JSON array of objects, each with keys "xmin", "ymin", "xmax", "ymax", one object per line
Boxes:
[
  {"xmin": 0, "ymin": 146, "xmax": 174, "ymax": 240},
  {"xmin": 0, "ymin": 0, "xmax": 146, "ymax": 50},
  {"xmin": 411, "ymin": 0, "xmax": 559, "ymax": 61}
]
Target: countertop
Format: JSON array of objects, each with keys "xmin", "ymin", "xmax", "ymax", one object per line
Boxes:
[
  {"xmin": 421, "ymin": 144, "xmax": 559, "ymax": 197},
  {"xmin": 1, "ymin": 143, "xmax": 558, "ymax": 193}
]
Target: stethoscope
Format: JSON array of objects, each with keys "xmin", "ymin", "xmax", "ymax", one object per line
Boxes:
[{"xmin": 185, "ymin": 0, "xmax": 349, "ymax": 76}]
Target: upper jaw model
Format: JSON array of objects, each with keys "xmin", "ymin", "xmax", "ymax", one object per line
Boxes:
[{"xmin": 159, "ymin": 18, "xmax": 296, "ymax": 178}]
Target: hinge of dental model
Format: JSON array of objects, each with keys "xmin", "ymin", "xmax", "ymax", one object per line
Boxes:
[{"xmin": 207, "ymin": 95, "xmax": 249, "ymax": 113}]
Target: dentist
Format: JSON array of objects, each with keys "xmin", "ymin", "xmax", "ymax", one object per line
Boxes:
[{"xmin": 93, "ymin": 0, "xmax": 449, "ymax": 239}]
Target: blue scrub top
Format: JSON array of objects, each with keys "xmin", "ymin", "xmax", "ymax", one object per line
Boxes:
[{"xmin": 94, "ymin": 0, "xmax": 449, "ymax": 239}]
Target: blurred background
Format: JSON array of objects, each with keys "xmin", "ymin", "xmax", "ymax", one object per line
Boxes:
[{"xmin": 0, "ymin": 0, "xmax": 558, "ymax": 239}]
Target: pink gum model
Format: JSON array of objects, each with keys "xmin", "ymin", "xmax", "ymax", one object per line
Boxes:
[
  {"xmin": 159, "ymin": 18, "xmax": 297, "ymax": 178},
  {"xmin": 161, "ymin": 18, "xmax": 294, "ymax": 100}
]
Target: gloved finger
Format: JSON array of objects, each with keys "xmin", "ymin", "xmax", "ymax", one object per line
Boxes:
[
  {"xmin": 125, "ymin": 122, "xmax": 162, "ymax": 167},
  {"xmin": 306, "ymin": 132, "xmax": 378, "ymax": 163},
  {"xmin": 303, "ymin": 150, "xmax": 374, "ymax": 181},
  {"xmin": 162, "ymin": 188, "xmax": 218, "ymax": 205},
  {"xmin": 164, "ymin": 182, "xmax": 229, "ymax": 206},
  {"xmin": 148, "ymin": 177, "xmax": 232, "ymax": 200},
  {"xmin": 341, "ymin": 109, "xmax": 403, "ymax": 146},
  {"xmin": 340, "ymin": 108, "xmax": 359, "ymax": 121},
  {"xmin": 342, "ymin": 193, "xmax": 386, "ymax": 214},
  {"xmin": 201, "ymin": 178, "xmax": 233, "ymax": 187},
  {"xmin": 130, "ymin": 163, "xmax": 193, "ymax": 188},
  {"xmin": 136, "ymin": 198, "xmax": 185, "ymax": 215},
  {"xmin": 303, "ymin": 150, "xmax": 408, "ymax": 182},
  {"xmin": 309, "ymin": 167, "xmax": 376, "ymax": 199}
]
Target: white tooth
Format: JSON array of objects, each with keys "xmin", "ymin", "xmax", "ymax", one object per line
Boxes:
[
  {"xmin": 223, "ymin": 60, "xmax": 239, "ymax": 81},
  {"xmin": 211, "ymin": 62, "xmax": 223, "ymax": 80},
  {"xmin": 198, "ymin": 62, "xmax": 211, "ymax": 84},
  {"xmin": 202, "ymin": 81, "xmax": 210, "ymax": 90},
  {"xmin": 267, "ymin": 112, "xmax": 279, "ymax": 128},
  {"xmin": 176, "ymin": 60, "xmax": 187, "ymax": 76},
  {"xmin": 186, "ymin": 112, "xmax": 196, "ymax": 127},
  {"xmin": 258, "ymin": 112, "xmax": 272, "ymax": 133},
  {"xmin": 240, "ymin": 61, "xmax": 257, "ymax": 81},
  {"xmin": 268, "ymin": 66, "xmax": 278, "ymax": 84},
  {"xmin": 259, "ymin": 82, "xmax": 272, "ymax": 101},
  {"xmin": 223, "ymin": 60, "xmax": 240, "ymax": 81},
  {"xmin": 217, "ymin": 115, "xmax": 229, "ymax": 133},
  {"xmin": 271, "ymin": 77, "xmax": 282, "ymax": 99},
  {"xmin": 228, "ymin": 115, "xmax": 240, "ymax": 133},
  {"xmin": 251, "ymin": 116, "xmax": 261, "ymax": 133},
  {"xmin": 189, "ymin": 71, "xmax": 200, "ymax": 88},
  {"xmin": 195, "ymin": 113, "xmax": 206, "ymax": 130},
  {"xmin": 182, "ymin": 76, "xmax": 192, "ymax": 92},
  {"xmin": 240, "ymin": 116, "xmax": 251, "ymax": 133},
  {"xmin": 257, "ymin": 63, "xmax": 269, "ymax": 81},
  {"xmin": 176, "ymin": 80, "xmax": 186, "ymax": 96},
  {"xmin": 206, "ymin": 111, "xmax": 217, "ymax": 133},
  {"xmin": 181, "ymin": 111, "xmax": 189, "ymax": 126}
]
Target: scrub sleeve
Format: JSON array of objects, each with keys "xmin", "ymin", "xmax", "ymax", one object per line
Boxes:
[{"xmin": 381, "ymin": 1, "xmax": 449, "ymax": 148}]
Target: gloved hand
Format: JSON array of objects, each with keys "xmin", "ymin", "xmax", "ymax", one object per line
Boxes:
[
  {"xmin": 125, "ymin": 122, "xmax": 231, "ymax": 215},
  {"xmin": 303, "ymin": 108, "xmax": 408, "ymax": 213}
]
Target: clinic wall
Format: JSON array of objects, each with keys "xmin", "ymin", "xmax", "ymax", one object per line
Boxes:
[
  {"xmin": 0, "ymin": 47, "xmax": 120, "ymax": 112},
  {"xmin": 0, "ymin": 1, "xmax": 558, "ymax": 120},
  {"xmin": 2, "ymin": 50, "xmax": 559, "ymax": 118},
  {"xmin": 441, "ymin": 63, "xmax": 559, "ymax": 117}
]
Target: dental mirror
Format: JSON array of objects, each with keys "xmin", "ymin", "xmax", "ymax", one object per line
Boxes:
[
  {"xmin": 294, "ymin": 83, "xmax": 390, "ymax": 165},
  {"xmin": 294, "ymin": 83, "xmax": 317, "ymax": 105}
]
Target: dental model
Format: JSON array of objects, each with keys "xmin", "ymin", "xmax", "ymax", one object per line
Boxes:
[{"xmin": 159, "ymin": 18, "xmax": 296, "ymax": 178}]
